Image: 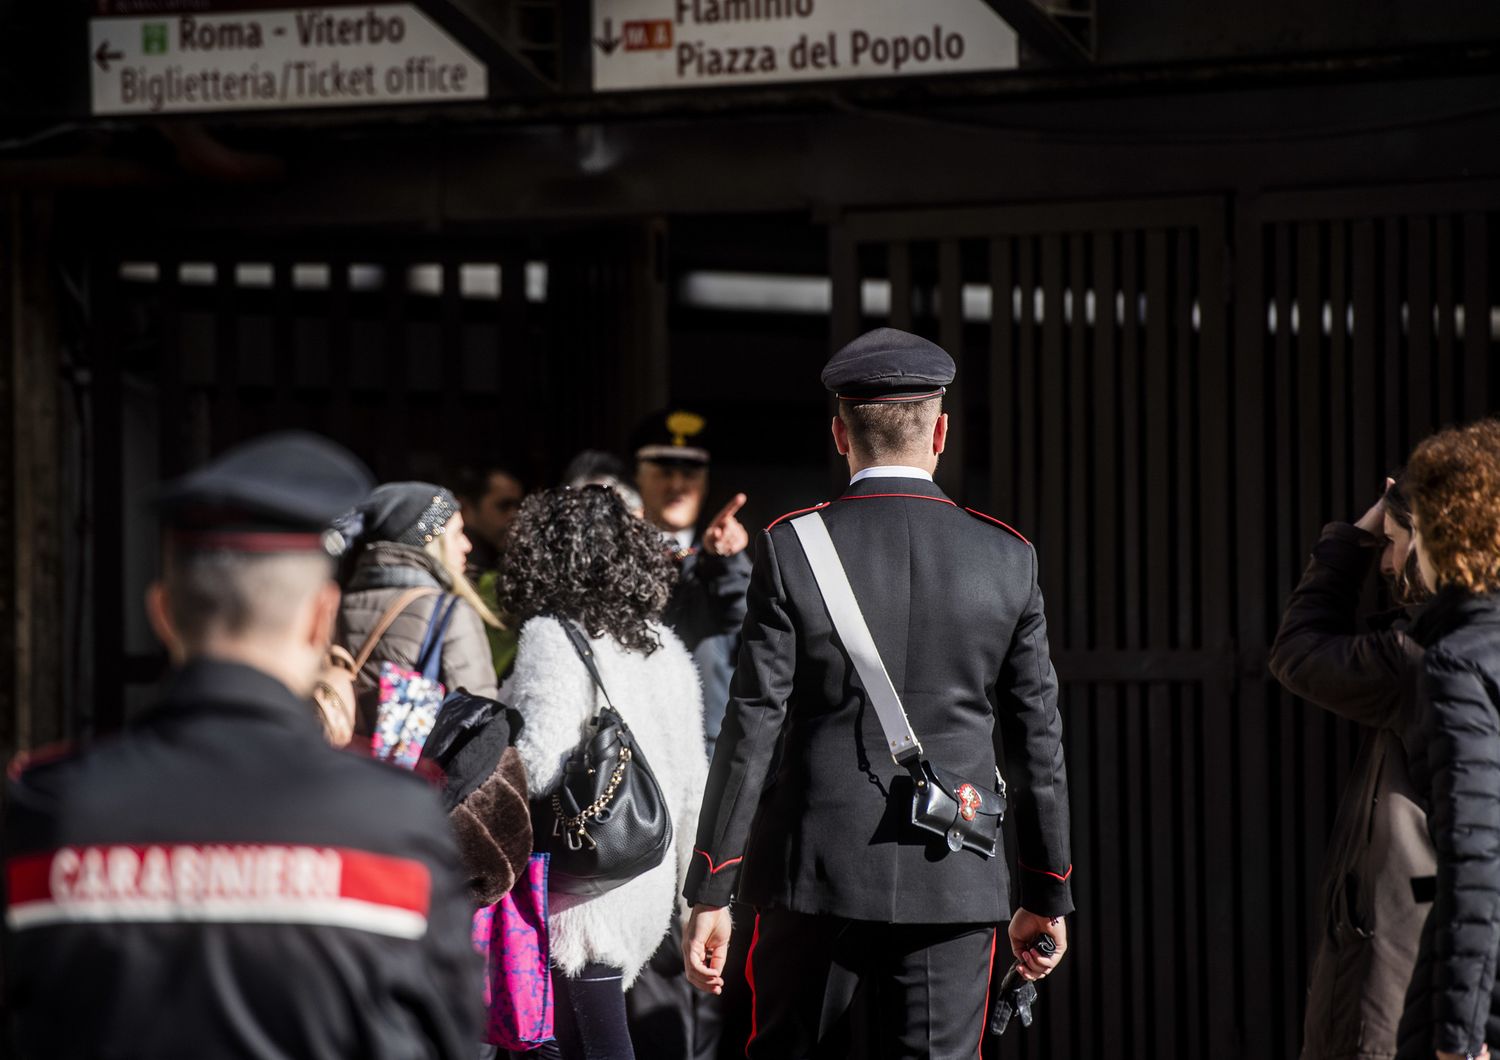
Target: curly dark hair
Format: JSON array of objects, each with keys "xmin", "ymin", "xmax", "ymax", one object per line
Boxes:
[
  {"xmin": 499, "ymin": 486, "xmax": 678, "ymax": 654},
  {"xmin": 1406, "ymin": 419, "xmax": 1500, "ymax": 594}
]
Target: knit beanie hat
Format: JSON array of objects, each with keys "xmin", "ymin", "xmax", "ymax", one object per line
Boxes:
[{"xmin": 328, "ymin": 482, "xmax": 460, "ymax": 554}]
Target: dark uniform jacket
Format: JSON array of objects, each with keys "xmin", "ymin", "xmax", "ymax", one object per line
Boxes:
[
  {"xmin": 665, "ymin": 541, "xmax": 752, "ymax": 757},
  {"xmin": 2, "ymin": 659, "xmax": 480, "ymax": 1060},
  {"xmin": 683, "ymin": 475, "xmax": 1073, "ymax": 924},
  {"xmin": 1396, "ymin": 587, "xmax": 1500, "ymax": 1060},
  {"xmin": 1268, "ymin": 523, "xmax": 1430, "ymax": 1060}
]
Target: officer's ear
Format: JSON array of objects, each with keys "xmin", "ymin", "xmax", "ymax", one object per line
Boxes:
[
  {"xmin": 932, "ymin": 412, "xmax": 949, "ymax": 456},
  {"xmin": 145, "ymin": 581, "xmax": 187, "ymax": 665},
  {"xmin": 831, "ymin": 415, "xmax": 850, "ymax": 456},
  {"xmin": 303, "ymin": 580, "xmax": 342, "ymax": 652}
]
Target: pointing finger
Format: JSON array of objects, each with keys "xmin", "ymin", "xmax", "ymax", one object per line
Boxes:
[{"xmin": 709, "ymin": 493, "xmax": 747, "ymax": 529}]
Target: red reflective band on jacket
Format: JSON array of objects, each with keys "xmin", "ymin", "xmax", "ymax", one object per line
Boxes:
[
  {"xmin": 694, "ymin": 848, "xmax": 743, "ymax": 876},
  {"xmin": 5, "ymin": 844, "xmax": 432, "ymax": 939},
  {"xmin": 1018, "ymin": 860, "xmax": 1073, "ymax": 883}
]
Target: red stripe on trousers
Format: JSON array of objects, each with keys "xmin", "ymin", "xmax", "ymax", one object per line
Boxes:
[
  {"xmin": 744, "ymin": 912, "xmax": 762, "ymax": 1059},
  {"xmin": 977, "ymin": 928, "xmax": 998, "ymax": 1057}
]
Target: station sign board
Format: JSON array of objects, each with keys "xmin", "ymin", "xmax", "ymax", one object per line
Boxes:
[
  {"xmin": 591, "ymin": 0, "xmax": 1019, "ymax": 92},
  {"xmin": 89, "ymin": 2, "xmax": 487, "ymax": 115}
]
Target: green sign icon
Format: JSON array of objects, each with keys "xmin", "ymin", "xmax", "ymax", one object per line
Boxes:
[{"xmin": 142, "ymin": 23, "xmax": 168, "ymax": 54}]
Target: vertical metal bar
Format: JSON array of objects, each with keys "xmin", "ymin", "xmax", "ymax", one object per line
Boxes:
[
  {"xmin": 272, "ymin": 258, "xmax": 294, "ymax": 426},
  {"xmin": 1270, "ymin": 220, "xmax": 1299, "ymax": 1058},
  {"xmin": 1089, "ymin": 230, "xmax": 1120, "ymax": 1060},
  {"xmin": 214, "ymin": 257, "xmax": 240, "ymax": 450},
  {"xmin": 1142, "ymin": 227, "xmax": 1175, "ymax": 1060},
  {"xmin": 1232, "ymin": 201, "xmax": 1272, "ymax": 1059},
  {"xmin": 1434, "ymin": 215, "xmax": 1456, "ymax": 426},
  {"xmin": 441, "ymin": 258, "xmax": 464, "ymax": 459},
  {"xmin": 90, "ymin": 255, "xmax": 126, "ymax": 736},
  {"xmin": 1194, "ymin": 204, "xmax": 1236, "ymax": 1057},
  {"xmin": 1292, "ymin": 220, "xmax": 1324, "ymax": 1033},
  {"xmin": 1462, "ymin": 213, "xmax": 1490, "ymax": 420},
  {"xmin": 382, "ymin": 257, "xmax": 407, "ymax": 477},
  {"xmin": 829, "ymin": 229, "xmax": 860, "ymax": 492},
  {"xmin": 937, "ymin": 238, "xmax": 965, "ymax": 497},
  {"xmin": 1067, "ymin": 234, "xmax": 1090, "ymax": 650},
  {"xmin": 1407, "ymin": 217, "xmax": 1433, "ymax": 441},
  {"xmin": 1171, "ymin": 228, "xmax": 1202, "ymax": 1054},
  {"xmin": 157, "ymin": 256, "xmax": 185, "ymax": 475},
  {"xmin": 1038, "ymin": 233, "xmax": 1065, "ymax": 640},
  {"xmin": 1328, "ymin": 223, "xmax": 1350, "ymax": 517},
  {"xmin": 499, "ymin": 249, "xmax": 528, "ymax": 465},
  {"xmin": 989, "ymin": 237, "xmax": 1015, "ymax": 518},
  {"xmin": 888, "ymin": 241, "xmax": 912, "ymax": 331},
  {"xmin": 1382, "ymin": 220, "xmax": 1404, "ymax": 468},
  {"xmin": 1118, "ymin": 232, "xmax": 1142, "ymax": 653},
  {"xmin": 327, "ymin": 256, "xmax": 353, "ymax": 445},
  {"xmin": 1351, "ymin": 222, "xmax": 1378, "ymax": 504},
  {"xmin": 1017, "ymin": 239, "xmax": 1039, "ymax": 536}
]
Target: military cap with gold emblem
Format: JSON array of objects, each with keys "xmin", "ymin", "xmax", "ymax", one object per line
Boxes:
[{"xmin": 630, "ymin": 408, "xmax": 713, "ymax": 467}]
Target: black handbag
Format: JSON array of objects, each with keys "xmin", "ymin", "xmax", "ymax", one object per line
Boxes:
[
  {"xmin": 532, "ymin": 621, "xmax": 674, "ymax": 897},
  {"xmin": 909, "ymin": 760, "xmax": 1006, "ymax": 857},
  {"xmin": 790, "ymin": 511, "xmax": 1007, "ymax": 859}
]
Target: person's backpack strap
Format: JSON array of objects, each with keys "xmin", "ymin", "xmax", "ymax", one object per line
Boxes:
[
  {"xmin": 415, "ymin": 597, "xmax": 461, "ymax": 682},
  {"xmin": 790, "ymin": 511, "xmax": 923, "ymax": 766},
  {"xmin": 351, "ymin": 586, "xmax": 442, "ymax": 672}
]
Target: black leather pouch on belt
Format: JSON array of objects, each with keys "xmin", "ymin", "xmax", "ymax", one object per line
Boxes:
[{"xmin": 907, "ymin": 760, "xmax": 1006, "ymax": 857}]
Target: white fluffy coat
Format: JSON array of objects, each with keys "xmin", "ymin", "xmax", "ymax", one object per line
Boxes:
[{"xmin": 503, "ymin": 616, "xmax": 707, "ymax": 987}]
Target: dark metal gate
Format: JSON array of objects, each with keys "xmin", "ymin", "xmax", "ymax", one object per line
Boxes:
[{"xmin": 832, "ymin": 186, "xmax": 1500, "ymax": 1057}]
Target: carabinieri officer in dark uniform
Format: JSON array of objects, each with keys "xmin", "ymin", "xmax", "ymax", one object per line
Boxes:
[
  {"xmin": 680, "ymin": 329, "xmax": 1074, "ymax": 1059},
  {"xmin": 2, "ymin": 433, "xmax": 480, "ymax": 1059}
]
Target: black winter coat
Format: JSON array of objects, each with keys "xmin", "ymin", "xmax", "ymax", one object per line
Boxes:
[
  {"xmin": 1268, "ymin": 523, "xmax": 1430, "ymax": 1060},
  {"xmin": 2, "ymin": 659, "xmax": 480, "ymax": 1059},
  {"xmin": 1397, "ymin": 588, "xmax": 1500, "ymax": 1059}
]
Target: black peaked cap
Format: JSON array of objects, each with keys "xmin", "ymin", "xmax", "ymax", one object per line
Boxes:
[
  {"xmin": 156, "ymin": 431, "xmax": 373, "ymax": 547},
  {"xmin": 821, "ymin": 327, "xmax": 955, "ymax": 402}
]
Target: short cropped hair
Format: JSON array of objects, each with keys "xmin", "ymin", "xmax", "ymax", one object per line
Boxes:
[
  {"xmin": 163, "ymin": 546, "xmax": 332, "ymax": 648},
  {"xmin": 1406, "ymin": 419, "xmax": 1500, "ymax": 593},
  {"xmin": 838, "ymin": 397, "xmax": 942, "ymax": 464}
]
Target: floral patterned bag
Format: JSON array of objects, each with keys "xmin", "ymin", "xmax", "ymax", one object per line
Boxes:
[{"xmin": 370, "ymin": 595, "xmax": 459, "ymax": 767}]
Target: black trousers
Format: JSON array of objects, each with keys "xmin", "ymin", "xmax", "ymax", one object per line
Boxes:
[
  {"xmin": 744, "ymin": 908, "xmax": 999, "ymax": 1060},
  {"xmin": 529, "ymin": 962, "xmax": 635, "ymax": 1060}
]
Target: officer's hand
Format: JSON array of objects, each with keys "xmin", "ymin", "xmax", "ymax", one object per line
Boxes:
[
  {"xmin": 683, "ymin": 903, "xmax": 733, "ymax": 994},
  {"xmin": 702, "ymin": 494, "xmax": 749, "ymax": 558},
  {"xmin": 1008, "ymin": 909, "xmax": 1067, "ymax": 982},
  {"xmin": 1437, "ymin": 1047, "xmax": 1489, "ymax": 1060}
]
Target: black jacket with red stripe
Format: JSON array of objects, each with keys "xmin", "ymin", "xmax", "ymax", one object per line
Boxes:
[
  {"xmin": 2, "ymin": 658, "xmax": 480, "ymax": 1060},
  {"xmin": 683, "ymin": 474, "xmax": 1074, "ymax": 923}
]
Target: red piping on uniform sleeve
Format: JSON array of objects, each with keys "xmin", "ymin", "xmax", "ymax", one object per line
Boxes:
[
  {"xmin": 963, "ymin": 508, "xmax": 1031, "ymax": 545},
  {"xmin": 694, "ymin": 849, "xmax": 744, "ymax": 876},
  {"xmin": 766, "ymin": 502, "xmax": 830, "ymax": 530},
  {"xmin": 1018, "ymin": 860, "xmax": 1073, "ymax": 883}
]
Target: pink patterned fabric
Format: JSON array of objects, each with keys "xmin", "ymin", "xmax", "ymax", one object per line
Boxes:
[{"xmin": 473, "ymin": 853, "xmax": 553, "ymax": 1049}]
